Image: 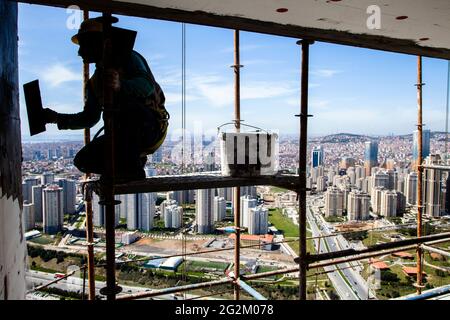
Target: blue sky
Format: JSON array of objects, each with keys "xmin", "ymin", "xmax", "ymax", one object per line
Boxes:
[{"xmin": 18, "ymin": 3, "xmax": 450, "ymax": 141}]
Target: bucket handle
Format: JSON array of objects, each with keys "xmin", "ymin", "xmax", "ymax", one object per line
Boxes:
[{"xmin": 217, "ymin": 120, "xmax": 269, "ymax": 134}]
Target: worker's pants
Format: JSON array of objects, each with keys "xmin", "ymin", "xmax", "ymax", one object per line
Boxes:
[{"xmin": 73, "ymin": 106, "xmax": 160, "ymax": 179}]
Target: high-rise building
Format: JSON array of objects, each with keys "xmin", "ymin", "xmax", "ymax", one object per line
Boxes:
[
  {"xmin": 396, "ymin": 175, "xmax": 405, "ymax": 194},
  {"xmin": 164, "ymin": 205, "xmax": 183, "ymax": 229},
  {"xmin": 121, "ymin": 193, "xmax": 155, "ymax": 231},
  {"xmin": 92, "ymin": 193, "xmax": 121, "ymax": 228},
  {"xmin": 311, "ymin": 166, "xmax": 324, "ymax": 183},
  {"xmin": 339, "ymin": 157, "xmax": 355, "ymax": 170},
  {"xmin": 213, "ymin": 196, "xmax": 226, "ymax": 222},
  {"xmin": 217, "ymin": 188, "xmax": 232, "ymax": 202},
  {"xmin": 396, "ymin": 191, "xmax": 406, "ymax": 215},
  {"xmin": 23, "ymin": 201, "xmax": 35, "ymax": 231},
  {"xmin": 196, "ymin": 189, "xmax": 214, "ymax": 234},
  {"xmin": 423, "ymin": 155, "xmax": 442, "ymax": 217},
  {"xmin": 364, "ymin": 141, "xmax": 378, "ymax": 176},
  {"xmin": 341, "ymin": 186, "xmax": 351, "ymax": 211},
  {"xmin": 347, "ymin": 167, "xmax": 356, "ymax": 186},
  {"xmin": 405, "ymin": 172, "xmax": 418, "ymax": 206},
  {"xmin": 311, "ymin": 146, "xmax": 324, "ymax": 168},
  {"xmin": 248, "ymin": 206, "xmax": 268, "ymax": 235},
  {"xmin": 327, "ymin": 168, "xmax": 337, "ymax": 186},
  {"xmin": 316, "ymin": 176, "xmax": 327, "ymax": 192},
  {"xmin": 22, "ymin": 177, "xmax": 39, "ymax": 202},
  {"xmin": 372, "ymin": 186, "xmax": 385, "ymax": 214},
  {"xmin": 32, "ymin": 185, "xmax": 43, "ymax": 223},
  {"xmin": 41, "ymin": 172, "xmax": 54, "ymax": 185},
  {"xmin": 380, "ymin": 190, "xmax": 397, "ymax": 217},
  {"xmin": 386, "ymin": 169, "xmax": 397, "ymax": 190},
  {"xmin": 137, "ymin": 193, "xmax": 156, "ymax": 231},
  {"xmin": 371, "ymin": 171, "xmax": 389, "ymax": 191},
  {"xmin": 43, "ymin": 185, "xmax": 63, "ymax": 234},
  {"xmin": 355, "ymin": 177, "xmax": 364, "ymax": 191},
  {"xmin": 412, "ymin": 129, "xmax": 431, "ymax": 169},
  {"xmin": 57, "ymin": 179, "xmax": 76, "ymax": 214},
  {"xmin": 386, "ymin": 159, "xmax": 396, "ymax": 170},
  {"xmin": 325, "ymin": 187, "xmax": 344, "ymax": 217},
  {"xmin": 92, "ymin": 193, "xmax": 105, "ymax": 227},
  {"xmin": 347, "ymin": 191, "xmax": 371, "ymax": 221},
  {"xmin": 167, "ymin": 190, "xmax": 184, "ymax": 205},
  {"xmin": 355, "ymin": 165, "xmax": 365, "ymax": 181},
  {"xmin": 182, "ymin": 190, "xmax": 195, "ymax": 204},
  {"xmin": 240, "ymin": 195, "xmax": 258, "ymax": 227}
]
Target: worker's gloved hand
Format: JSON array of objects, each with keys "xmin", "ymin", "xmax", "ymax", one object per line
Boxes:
[
  {"xmin": 42, "ymin": 108, "xmax": 58, "ymax": 124},
  {"xmin": 105, "ymin": 68, "xmax": 121, "ymax": 92}
]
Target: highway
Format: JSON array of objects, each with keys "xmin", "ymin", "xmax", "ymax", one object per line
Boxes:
[{"xmin": 307, "ymin": 195, "xmax": 376, "ymax": 300}]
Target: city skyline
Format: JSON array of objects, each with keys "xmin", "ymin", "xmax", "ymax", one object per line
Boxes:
[{"xmin": 18, "ymin": 4, "xmax": 450, "ymax": 140}]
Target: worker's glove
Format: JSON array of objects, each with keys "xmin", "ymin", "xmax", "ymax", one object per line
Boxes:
[
  {"xmin": 105, "ymin": 68, "xmax": 121, "ymax": 92},
  {"xmin": 42, "ymin": 108, "xmax": 58, "ymax": 124}
]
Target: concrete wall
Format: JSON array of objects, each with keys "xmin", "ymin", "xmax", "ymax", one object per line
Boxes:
[{"xmin": 0, "ymin": 0, "xmax": 27, "ymax": 300}]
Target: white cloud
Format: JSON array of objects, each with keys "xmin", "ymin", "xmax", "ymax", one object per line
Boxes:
[
  {"xmin": 311, "ymin": 68, "xmax": 341, "ymax": 78},
  {"xmin": 42, "ymin": 63, "xmax": 82, "ymax": 87}
]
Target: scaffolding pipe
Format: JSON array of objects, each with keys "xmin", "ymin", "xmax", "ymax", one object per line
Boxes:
[
  {"xmin": 101, "ymin": 12, "xmax": 120, "ymax": 301},
  {"xmin": 233, "ymin": 29, "xmax": 241, "ymax": 301},
  {"xmin": 117, "ymin": 278, "xmax": 233, "ymax": 300},
  {"xmin": 81, "ymin": 9, "xmax": 96, "ymax": 301},
  {"xmin": 243, "ymin": 236, "xmax": 450, "ymax": 282},
  {"xmin": 395, "ymin": 284, "xmax": 450, "ymax": 300},
  {"xmin": 296, "ymin": 38, "xmax": 314, "ymax": 300},
  {"xmin": 422, "ymin": 244, "xmax": 450, "ymax": 257},
  {"xmin": 446, "ymin": 60, "xmax": 450, "ymax": 155},
  {"xmin": 236, "ymin": 279, "xmax": 267, "ymax": 300},
  {"xmin": 416, "ymin": 55, "xmax": 424, "ymax": 294},
  {"xmin": 421, "ymin": 164, "xmax": 450, "ymax": 171},
  {"xmin": 310, "ymin": 237, "xmax": 450, "ymax": 269},
  {"xmin": 307, "ymin": 232, "xmax": 450, "ymax": 263}
]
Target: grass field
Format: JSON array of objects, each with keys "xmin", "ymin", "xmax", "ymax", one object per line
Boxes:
[
  {"xmin": 29, "ymin": 235, "xmax": 55, "ymax": 245},
  {"xmin": 185, "ymin": 260, "xmax": 230, "ymax": 272},
  {"xmin": 268, "ymin": 208, "xmax": 299, "ymax": 237}
]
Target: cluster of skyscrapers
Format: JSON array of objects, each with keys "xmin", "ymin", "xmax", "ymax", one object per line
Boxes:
[
  {"xmin": 318, "ymin": 130, "xmax": 450, "ymax": 221},
  {"xmin": 22, "ymin": 173, "xmax": 76, "ymax": 234}
]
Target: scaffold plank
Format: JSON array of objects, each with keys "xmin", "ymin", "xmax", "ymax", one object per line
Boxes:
[{"xmin": 85, "ymin": 172, "xmax": 302, "ymax": 196}]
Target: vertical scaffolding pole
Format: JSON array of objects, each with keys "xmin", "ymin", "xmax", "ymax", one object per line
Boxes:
[
  {"xmin": 100, "ymin": 12, "xmax": 120, "ymax": 301},
  {"xmin": 445, "ymin": 61, "xmax": 450, "ymax": 156},
  {"xmin": 416, "ymin": 56, "xmax": 424, "ymax": 294},
  {"xmin": 82, "ymin": 9, "xmax": 96, "ymax": 301},
  {"xmin": 296, "ymin": 39, "xmax": 314, "ymax": 300},
  {"xmin": 233, "ymin": 29, "xmax": 241, "ymax": 301}
]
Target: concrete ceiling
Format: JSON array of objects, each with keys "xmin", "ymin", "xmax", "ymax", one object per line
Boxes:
[{"xmin": 18, "ymin": 0, "xmax": 450, "ymax": 59}]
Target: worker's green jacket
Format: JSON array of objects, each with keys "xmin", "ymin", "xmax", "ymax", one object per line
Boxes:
[{"xmin": 56, "ymin": 50, "xmax": 168, "ymax": 153}]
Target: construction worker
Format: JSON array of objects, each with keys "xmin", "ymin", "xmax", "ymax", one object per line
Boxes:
[{"xmin": 43, "ymin": 17, "xmax": 169, "ymax": 181}]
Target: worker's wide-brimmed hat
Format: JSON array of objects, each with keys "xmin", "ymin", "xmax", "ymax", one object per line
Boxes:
[{"xmin": 71, "ymin": 16, "xmax": 119, "ymax": 44}]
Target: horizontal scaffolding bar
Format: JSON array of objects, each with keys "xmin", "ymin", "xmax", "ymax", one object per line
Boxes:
[
  {"xmin": 116, "ymin": 278, "xmax": 233, "ymax": 300},
  {"xmin": 305, "ymin": 232, "xmax": 450, "ymax": 263},
  {"xmin": 242, "ymin": 267, "xmax": 300, "ymax": 281},
  {"xmin": 421, "ymin": 245, "xmax": 450, "ymax": 257},
  {"xmin": 421, "ymin": 164, "xmax": 450, "ymax": 171},
  {"xmin": 85, "ymin": 172, "xmax": 303, "ymax": 195},
  {"xmin": 394, "ymin": 284, "xmax": 450, "ymax": 300},
  {"xmin": 310, "ymin": 237, "xmax": 450, "ymax": 269},
  {"xmin": 236, "ymin": 279, "xmax": 267, "ymax": 300}
]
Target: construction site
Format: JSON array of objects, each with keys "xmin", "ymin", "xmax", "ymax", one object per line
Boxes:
[{"xmin": 2, "ymin": 0, "xmax": 450, "ymax": 303}]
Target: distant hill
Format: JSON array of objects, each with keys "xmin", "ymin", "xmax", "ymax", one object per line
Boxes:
[
  {"xmin": 317, "ymin": 133, "xmax": 373, "ymax": 143},
  {"xmin": 308, "ymin": 131, "xmax": 448, "ymax": 143}
]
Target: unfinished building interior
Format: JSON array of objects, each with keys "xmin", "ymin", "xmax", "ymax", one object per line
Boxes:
[{"xmin": 2, "ymin": 0, "xmax": 450, "ymax": 300}]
